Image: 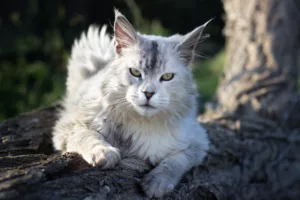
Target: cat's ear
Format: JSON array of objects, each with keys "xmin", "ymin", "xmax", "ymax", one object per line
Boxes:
[
  {"xmin": 177, "ymin": 20, "xmax": 212, "ymax": 65},
  {"xmin": 114, "ymin": 9, "xmax": 138, "ymax": 56}
]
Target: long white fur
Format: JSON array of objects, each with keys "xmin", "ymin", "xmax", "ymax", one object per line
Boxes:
[
  {"xmin": 66, "ymin": 25, "xmax": 115, "ymax": 96},
  {"xmin": 52, "ymin": 10, "xmax": 210, "ymax": 198}
]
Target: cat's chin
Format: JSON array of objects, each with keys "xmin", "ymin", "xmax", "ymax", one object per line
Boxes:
[{"xmin": 133, "ymin": 104, "xmax": 159, "ymax": 117}]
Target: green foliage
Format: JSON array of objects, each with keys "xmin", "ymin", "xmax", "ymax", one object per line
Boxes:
[
  {"xmin": 124, "ymin": 0, "xmax": 170, "ymax": 36},
  {"xmin": 192, "ymin": 50, "xmax": 225, "ymax": 108},
  {"xmin": 0, "ymin": 59, "xmax": 66, "ymax": 121},
  {"xmin": 0, "ymin": 1, "xmax": 79, "ymax": 121}
]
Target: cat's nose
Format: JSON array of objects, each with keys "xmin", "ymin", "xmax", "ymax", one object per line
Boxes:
[{"xmin": 143, "ymin": 92, "xmax": 155, "ymax": 100}]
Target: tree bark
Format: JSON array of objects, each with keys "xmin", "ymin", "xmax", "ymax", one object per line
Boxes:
[
  {"xmin": 207, "ymin": 0, "xmax": 300, "ymax": 131},
  {"xmin": 1, "ymin": 105, "xmax": 300, "ymax": 200}
]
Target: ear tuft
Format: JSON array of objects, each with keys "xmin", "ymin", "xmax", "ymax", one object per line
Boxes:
[
  {"xmin": 114, "ymin": 9, "xmax": 137, "ymax": 56},
  {"xmin": 177, "ymin": 19, "xmax": 212, "ymax": 65}
]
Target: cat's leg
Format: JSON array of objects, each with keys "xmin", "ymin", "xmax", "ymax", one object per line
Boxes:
[
  {"xmin": 141, "ymin": 128, "xmax": 209, "ymax": 198},
  {"xmin": 52, "ymin": 113, "xmax": 120, "ymax": 168}
]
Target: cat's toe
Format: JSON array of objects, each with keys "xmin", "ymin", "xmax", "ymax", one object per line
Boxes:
[
  {"xmin": 141, "ymin": 172, "xmax": 176, "ymax": 198},
  {"xmin": 101, "ymin": 146, "xmax": 121, "ymax": 168},
  {"xmin": 82, "ymin": 145, "xmax": 121, "ymax": 168}
]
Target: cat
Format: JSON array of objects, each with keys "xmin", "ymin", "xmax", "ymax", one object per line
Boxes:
[{"xmin": 52, "ymin": 9, "xmax": 210, "ymax": 198}]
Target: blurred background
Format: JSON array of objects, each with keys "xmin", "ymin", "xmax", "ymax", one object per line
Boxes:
[{"xmin": 0, "ymin": 0, "xmax": 225, "ymax": 121}]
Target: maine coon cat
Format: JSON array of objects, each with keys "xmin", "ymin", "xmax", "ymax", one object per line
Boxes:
[{"xmin": 52, "ymin": 9, "xmax": 210, "ymax": 198}]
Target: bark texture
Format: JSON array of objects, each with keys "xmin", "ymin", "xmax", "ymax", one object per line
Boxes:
[
  {"xmin": 208, "ymin": 0, "xmax": 300, "ymax": 130},
  {"xmin": 1, "ymin": 105, "xmax": 300, "ymax": 200}
]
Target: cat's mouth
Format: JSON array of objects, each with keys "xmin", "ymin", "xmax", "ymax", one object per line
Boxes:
[
  {"xmin": 139, "ymin": 103, "xmax": 156, "ymax": 109},
  {"xmin": 135, "ymin": 103, "xmax": 158, "ymax": 116}
]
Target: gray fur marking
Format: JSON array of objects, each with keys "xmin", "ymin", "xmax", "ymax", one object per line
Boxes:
[
  {"xmin": 148, "ymin": 41, "xmax": 158, "ymax": 70},
  {"xmin": 141, "ymin": 41, "xmax": 159, "ymax": 73}
]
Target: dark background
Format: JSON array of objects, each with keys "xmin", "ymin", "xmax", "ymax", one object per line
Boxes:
[{"xmin": 0, "ymin": 0, "xmax": 225, "ymax": 120}]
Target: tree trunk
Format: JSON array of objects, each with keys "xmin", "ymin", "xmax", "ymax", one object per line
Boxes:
[{"xmin": 207, "ymin": 0, "xmax": 300, "ymax": 131}]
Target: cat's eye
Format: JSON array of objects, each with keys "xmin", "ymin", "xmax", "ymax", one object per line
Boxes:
[
  {"xmin": 160, "ymin": 73, "xmax": 174, "ymax": 81},
  {"xmin": 129, "ymin": 68, "xmax": 142, "ymax": 77}
]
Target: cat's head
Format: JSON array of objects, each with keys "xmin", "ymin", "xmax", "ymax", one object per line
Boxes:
[{"xmin": 111, "ymin": 9, "xmax": 210, "ymax": 118}]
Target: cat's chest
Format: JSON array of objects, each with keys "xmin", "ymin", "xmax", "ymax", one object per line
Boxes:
[
  {"xmin": 118, "ymin": 123, "xmax": 189, "ymax": 164},
  {"xmin": 90, "ymin": 110, "xmax": 190, "ymax": 164},
  {"xmin": 92, "ymin": 116, "xmax": 189, "ymax": 165}
]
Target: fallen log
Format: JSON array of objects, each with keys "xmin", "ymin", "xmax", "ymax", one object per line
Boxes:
[{"xmin": 0, "ymin": 104, "xmax": 299, "ymax": 200}]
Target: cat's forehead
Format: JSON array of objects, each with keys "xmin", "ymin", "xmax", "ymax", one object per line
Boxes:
[{"xmin": 138, "ymin": 40, "xmax": 165, "ymax": 74}]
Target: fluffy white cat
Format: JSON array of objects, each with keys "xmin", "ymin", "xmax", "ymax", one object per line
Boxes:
[{"xmin": 52, "ymin": 9, "xmax": 210, "ymax": 198}]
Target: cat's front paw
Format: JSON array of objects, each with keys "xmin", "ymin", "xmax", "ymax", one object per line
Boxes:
[
  {"xmin": 82, "ymin": 145, "xmax": 121, "ymax": 168},
  {"xmin": 141, "ymin": 169, "xmax": 178, "ymax": 198}
]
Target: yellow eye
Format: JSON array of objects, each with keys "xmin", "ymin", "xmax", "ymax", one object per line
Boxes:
[
  {"xmin": 129, "ymin": 68, "xmax": 141, "ymax": 77},
  {"xmin": 160, "ymin": 73, "xmax": 174, "ymax": 81}
]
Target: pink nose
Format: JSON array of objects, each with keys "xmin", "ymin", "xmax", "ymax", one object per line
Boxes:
[{"xmin": 144, "ymin": 92, "xmax": 155, "ymax": 100}]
